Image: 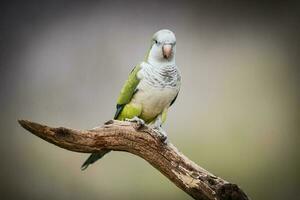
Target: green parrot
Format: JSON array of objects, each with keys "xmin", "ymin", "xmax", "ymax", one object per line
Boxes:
[{"xmin": 81, "ymin": 29, "xmax": 181, "ymax": 170}]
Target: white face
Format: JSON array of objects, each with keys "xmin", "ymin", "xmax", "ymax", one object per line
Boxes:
[{"xmin": 147, "ymin": 29, "xmax": 176, "ymax": 64}]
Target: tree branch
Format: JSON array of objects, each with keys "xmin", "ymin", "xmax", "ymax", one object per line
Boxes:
[{"xmin": 18, "ymin": 119, "xmax": 249, "ymax": 200}]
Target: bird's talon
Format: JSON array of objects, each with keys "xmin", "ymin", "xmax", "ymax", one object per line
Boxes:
[
  {"xmin": 160, "ymin": 135, "xmax": 168, "ymax": 144},
  {"xmin": 152, "ymin": 128, "xmax": 168, "ymax": 144},
  {"xmin": 125, "ymin": 117, "xmax": 145, "ymax": 129}
]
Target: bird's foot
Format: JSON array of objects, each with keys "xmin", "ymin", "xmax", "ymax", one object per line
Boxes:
[
  {"xmin": 152, "ymin": 127, "xmax": 168, "ymax": 144},
  {"xmin": 125, "ymin": 116, "xmax": 145, "ymax": 129}
]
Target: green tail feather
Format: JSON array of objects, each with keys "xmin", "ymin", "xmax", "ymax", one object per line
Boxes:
[{"xmin": 81, "ymin": 150, "xmax": 111, "ymax": 170}]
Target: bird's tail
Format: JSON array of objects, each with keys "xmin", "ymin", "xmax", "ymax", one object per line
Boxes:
[{"xmin": 81, "ymin": 150, "xmax": 111, "ymax": 170}]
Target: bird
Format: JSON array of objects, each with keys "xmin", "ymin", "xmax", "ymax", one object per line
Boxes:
[{"xmin": 81, "ymin": 29, "xmax": 181, "ymax": 170}]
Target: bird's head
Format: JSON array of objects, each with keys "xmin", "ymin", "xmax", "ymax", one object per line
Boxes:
[{"xmin": 146, "ymin": 29, "xmax": 176, "ymax": 65}]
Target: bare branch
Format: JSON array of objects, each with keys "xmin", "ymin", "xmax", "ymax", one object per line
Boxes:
[{"xmin": 18, "ymin": 119, "xmax": 249, "ymax": 200}]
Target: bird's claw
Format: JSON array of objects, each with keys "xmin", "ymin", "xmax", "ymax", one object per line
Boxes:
[
  {"xmin": 125, "ymin": 117, "xmax": 145, "ymax": 129},
  {"xmin": 153, "ymin": 127, "xmax": 168, "ymax": 144}
]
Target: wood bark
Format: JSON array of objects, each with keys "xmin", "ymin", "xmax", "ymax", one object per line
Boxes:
[{"xmin": 18, "ymin": 119, "xmax": 249, "ymax": 200}]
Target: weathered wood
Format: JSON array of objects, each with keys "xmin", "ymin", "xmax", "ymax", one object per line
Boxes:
[{"xmin": 18, "ymin": 119, "xmax": 249, "ymax": 200}]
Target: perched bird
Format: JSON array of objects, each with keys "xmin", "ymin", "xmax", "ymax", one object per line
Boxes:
[{"xmin": 81, "ymin": 29, "xmax": 181, "ymax": 170}]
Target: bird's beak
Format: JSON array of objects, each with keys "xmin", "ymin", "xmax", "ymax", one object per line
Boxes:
[{"xmin": 162, "ymin": 44, "xmax": 172, "ymax": 59}]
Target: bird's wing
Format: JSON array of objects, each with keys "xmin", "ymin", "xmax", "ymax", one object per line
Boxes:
[{"xmin": 114, "ymin": 64, "xmax": 142, "ymax": 119}]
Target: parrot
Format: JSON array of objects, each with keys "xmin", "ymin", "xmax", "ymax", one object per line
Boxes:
[{"xmin": 81, "ymin": 29, "xmax": 181, "ymax": 170}]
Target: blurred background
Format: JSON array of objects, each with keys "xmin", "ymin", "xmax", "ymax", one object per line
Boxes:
[{"xmin": 1, "ymin": 0, "xmax": 299, "ymax": 199}]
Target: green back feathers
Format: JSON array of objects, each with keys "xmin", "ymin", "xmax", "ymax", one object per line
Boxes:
[
  {"xmin": 116, "ymin": 65, "xmax": 141, "ymax": 105},
  {"xmin": 114, "ymin": 64, "xmax": 142, "ymax": 120}
]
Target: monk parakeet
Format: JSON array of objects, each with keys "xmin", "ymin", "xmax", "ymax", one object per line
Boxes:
[{"xmin": 81, "ymin": 29, "xmax": 181, "ymax": 170}]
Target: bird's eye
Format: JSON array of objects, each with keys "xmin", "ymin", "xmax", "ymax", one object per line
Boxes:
[{"xmin": 154, "ymin": 39, "xmax": 158, "ymax": 44}]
